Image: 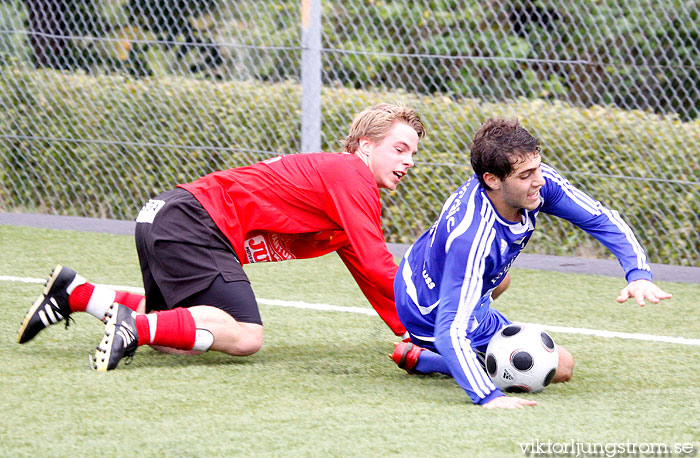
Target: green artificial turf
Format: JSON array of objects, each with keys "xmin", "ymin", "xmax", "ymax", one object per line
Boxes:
[{"xmin": 1, "ymin": 225, "xmax": 698, "ymax": 457}]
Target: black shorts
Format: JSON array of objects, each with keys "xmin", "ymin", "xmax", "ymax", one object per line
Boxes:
[{"xmin": 134, "ymin": 188, "xmax": 262, "ymax": 325}]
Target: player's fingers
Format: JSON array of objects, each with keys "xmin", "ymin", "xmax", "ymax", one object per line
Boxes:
[
  {"xmin": 509, "ymin": 401, "xmax": 534, "ymax": 409},
  {"xmin": 649, "ymin": 287, "xmax": 672, "ymax": 302},
  {"xmin": 512, "ymin": 397, "xmax": 536, "ymax": 407},
  {"xmin": 616, "ymin": 287, "xmax": 630, "ymax": 303},
  {"xmin": 622, "ymin": 285, "xmax": 647, "ymax": 306}
]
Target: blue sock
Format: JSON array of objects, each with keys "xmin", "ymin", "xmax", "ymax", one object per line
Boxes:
[{"xmin": 414, "ymin": 349, "xmax": 451, "ymax": 375}]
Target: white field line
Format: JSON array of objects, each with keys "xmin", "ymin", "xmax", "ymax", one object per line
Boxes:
[{"xmin": 3, "ymin": 275, "xmax": 699, "ymax": 347}]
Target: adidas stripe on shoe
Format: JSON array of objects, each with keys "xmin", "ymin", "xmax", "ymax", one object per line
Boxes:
[
  {"xmin": 17, "ymin": 265, "xmax": 84, "ymax": 344},
  {"xmin": 91, "ymin": 303, "xmax": 139, "ymax": 372}
]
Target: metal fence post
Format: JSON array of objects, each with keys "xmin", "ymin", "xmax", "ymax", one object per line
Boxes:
[{"xmin": 301, "ymin": 0, "xmax": 321, "ymax": 153}]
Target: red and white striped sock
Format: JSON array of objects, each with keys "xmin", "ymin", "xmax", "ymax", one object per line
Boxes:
[
  {"xmin": 134, "ymin": 308, "xmax": 213, "ymax": 351},
  {"xmin": 114, "ymin": 291, "xmax": 145, "ymax": 312},
  {"xmin": 69, "ymin": 285, "xmax": 145, "ymax": 321},
  {"xmin": 69, "ymin": 283, "xmax": 116, "ymax": 320}
]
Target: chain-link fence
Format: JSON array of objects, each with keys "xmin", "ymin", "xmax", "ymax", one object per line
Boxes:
[{"xmin": 1, "ymin": 0, "xmax": 698, "ymax": 266}]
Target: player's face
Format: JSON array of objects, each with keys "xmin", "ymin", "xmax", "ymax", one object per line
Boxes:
[
  {"xmin": 361, "ymin": 122, "xmax": 419, "ymax": 190},
  {"xmin": 486, "ymin": 151, "xmax": 545, "ymax": 221}
]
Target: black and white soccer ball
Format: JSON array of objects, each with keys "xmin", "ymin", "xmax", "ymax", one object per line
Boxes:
[{"xmin": 485, "ymin": 323, "xmax": 558, "ymax": 393}]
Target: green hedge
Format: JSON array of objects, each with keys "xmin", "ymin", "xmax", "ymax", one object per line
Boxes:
[
  {"xmin": 1, "ymin": 68, "xmax": 698, "ymax": 266},
  {"xmin": 7, "ymin": 0, "xmax": 697, "ymax": 120}
]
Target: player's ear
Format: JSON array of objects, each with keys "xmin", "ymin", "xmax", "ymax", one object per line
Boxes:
[
  {"xmin": 358, "ymin": 137, "xmax": 372, "ymax": 155},
  {"xmin": 483, "ymin": 172, "xmax": 501, "ymax": 190}
]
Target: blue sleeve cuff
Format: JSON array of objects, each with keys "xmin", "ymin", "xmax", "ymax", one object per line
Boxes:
[
  {"xmin": 477, "ymin": 389, "xmax": 504, "ymax": 405},
  {"xmin": 625, "ymin": 268, "xmax": 653, "ymax": 283}
]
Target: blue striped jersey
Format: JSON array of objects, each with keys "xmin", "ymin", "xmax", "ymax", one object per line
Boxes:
[{"xmin": 394, "ymin": 163, "xmax": 651, "ymax": 404}]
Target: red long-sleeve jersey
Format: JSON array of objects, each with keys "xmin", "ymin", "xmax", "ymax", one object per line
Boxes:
[{"xmin": 178, "ymin": 152, "xmax": 406, "ymax": 336}]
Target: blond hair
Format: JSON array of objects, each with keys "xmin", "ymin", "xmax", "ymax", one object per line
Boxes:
[{"xmin": 343, "ymin": 103, "xmax": 426, "ymax": 154}]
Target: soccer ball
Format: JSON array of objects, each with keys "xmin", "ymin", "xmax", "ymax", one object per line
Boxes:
[{"xmin": 485, "ymin": 323, "xmax": 559, "ymax": 393}]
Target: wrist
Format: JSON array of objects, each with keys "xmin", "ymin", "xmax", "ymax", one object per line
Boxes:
[
  {"xmin": 478, "ymin": 389, "xmax": 504, "ymax": 405},
  {"xmin": 625, "ymin": 269, "xmax": 652, "ymax": 283}
]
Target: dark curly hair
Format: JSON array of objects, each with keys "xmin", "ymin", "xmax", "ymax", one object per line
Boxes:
[{"xmin": 470, "ymin": 118, "xmax": 540, "ymax": 189}]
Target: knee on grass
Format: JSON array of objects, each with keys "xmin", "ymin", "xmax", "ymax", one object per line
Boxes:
[
  {"xmin": 217, "ymin": 323, "xmax": 264, "ymax": 356},
  {"xmin": 554, "ymin": 346, "xmax": 574, "ymax": 383}
]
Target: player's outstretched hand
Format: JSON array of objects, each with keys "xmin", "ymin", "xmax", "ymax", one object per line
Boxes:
[
  {"xmin": 482, "ymin": 396, "xmax": 537, "ymax": 409},
  {"xmin": 617, "ymin": 279, "xmax": 672, "ymax": 307}
]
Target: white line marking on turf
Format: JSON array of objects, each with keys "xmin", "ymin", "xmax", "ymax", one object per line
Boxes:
[
  {"xmin": 258, "ymin": 298, "xmax": 376, "ymax": 316},
  {"xmin": 520, "ymin": 322, "xmax": 700, "ymax": 346},
  {"xmin": 3, "ymin": 275, "xmax": 699, "ymax": 346},
  {"xmin": 1, "ymin": 276, "xmax": 46, "ymax": 284}
]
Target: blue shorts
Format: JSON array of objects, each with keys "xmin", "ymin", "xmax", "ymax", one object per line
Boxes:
[{"xmin": 405, "ymin": 306, "xmax": 511, "ymax": 355}]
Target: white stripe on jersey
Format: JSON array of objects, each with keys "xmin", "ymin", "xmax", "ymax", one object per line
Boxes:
[
  {"xmin": 401, "ymin": 245, "xmax": 441, "ymax": 315},
  {"xmin": 431, "ymin": 192, "xmax": 458, "ymax": 248},
  {"xmin": 542, "ymin": 164, "xmax": 650, "ymax": 273},
  {"xmin": 445, "ymin": 186, "xmax": 479, "ymax": 254},
  {"xmin": 542, "ymin": 165, "xmax": 601, "ymax": 215},
  {"xmin": 416, "ymin": 298, "xmax": 440, "ymax": 315},
  {"xmin": 602, "ymin": 208, "xmax": 650, "ymax": 271},
  {"xmin": 410, "ymin": 332, "xmax": 436, "ymax": 342},
  {"xmin": 400, "ymin": 245, "xmax": 419, "ymax": 305},
  {"xmin": 468, "ymin": 206, "xmax": 499, "ymax": 394},
  {"xmin": 450, "ymin": 201, "xmax": 498, "ymax": 399}
]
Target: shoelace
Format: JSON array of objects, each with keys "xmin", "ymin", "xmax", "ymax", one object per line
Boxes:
[
  {"xmin": 63, "ymin": 315, "xmax": 75, "ymax": 329},
  {"xmin": 42, "ymin": 295, "xmax": 75, "ymax": 329}
]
